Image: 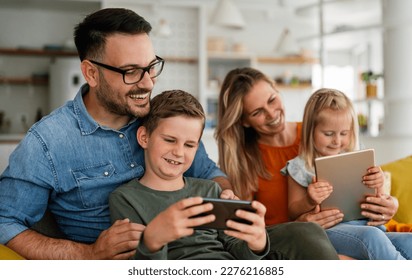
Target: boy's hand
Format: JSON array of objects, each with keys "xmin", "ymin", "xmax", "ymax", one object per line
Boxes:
[
  {"xmin": 223, "ymin": 201, "xmax": 267, "ymax": 253},
  {"xmin": 220, "ymin": 189, "xmax": 239, "ymax": 200},
  {"xmin": 362, "ymin": 166, "xmax": 385, "ymax": 194},
  {"xmin": 308, "ymin": 177, "xmax": 333, "ymax": 205},
  {"xmin": 143, "ymin": 197, "xmax": 215, "ymax": 252}
]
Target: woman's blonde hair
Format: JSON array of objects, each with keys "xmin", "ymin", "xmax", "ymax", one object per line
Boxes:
[
  {"xmin": 300, "ymin": 88, "xmax": 360, "ymax": 171},
  {"xmin": 215, "ymin": 68, "xmax": 274, "ymax": 199}
]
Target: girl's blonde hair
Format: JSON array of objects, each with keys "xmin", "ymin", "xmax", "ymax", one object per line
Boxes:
[
  {"xmin": 300, "ymin": 88, "xmax": 360, "ymax": 171},
  {"xmin": 215, "ymin": 68, "xmax": 274, "ymax": 199}
]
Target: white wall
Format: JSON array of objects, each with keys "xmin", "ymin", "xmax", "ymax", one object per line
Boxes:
[{"xmin": 361, "ymin": 136, "xmax": 412, "ymax": 165}]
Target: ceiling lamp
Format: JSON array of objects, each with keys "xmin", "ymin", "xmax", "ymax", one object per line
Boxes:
[{"xmin": 211, "ymin": 0, "xmax": 245, "ymax": 29}]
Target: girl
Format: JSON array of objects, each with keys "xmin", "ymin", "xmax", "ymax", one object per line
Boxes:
[{"xmin": 285, "ymin": 88, "xmax": 409, "ymax": 259}]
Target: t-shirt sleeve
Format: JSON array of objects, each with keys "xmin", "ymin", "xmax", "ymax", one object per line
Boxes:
[{"xmin": 281, "ymin": 157, "xmax": 313, "ymax": 187}]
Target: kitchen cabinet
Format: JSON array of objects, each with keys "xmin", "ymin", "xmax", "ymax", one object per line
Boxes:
[
  {"xmin": 0, "ymin": 48, "xmax": 78, "ymax": 86},
  {"xmin": 205, "ymin": 52, "xmax": 256, "ymax": 128},
  {"xmin": 0, "ymin": 0, "xmax": 101, "ymax": 134},
  {"xmin": 256, "ymin": 55, "xmax": 317, "ymax": 90}
]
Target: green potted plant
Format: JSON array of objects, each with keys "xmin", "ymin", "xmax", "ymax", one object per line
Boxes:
[{"xmin": 361, "ymin": 71, "xmax": 383, "ymax": 98}]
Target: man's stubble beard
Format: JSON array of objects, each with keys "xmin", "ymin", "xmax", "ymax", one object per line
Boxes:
[{"xmin": 96, "ymin": 75, "xmax": 151, "ymax": 118}]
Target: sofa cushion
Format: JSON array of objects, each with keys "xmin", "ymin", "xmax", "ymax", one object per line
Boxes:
[
  {"xmin": 0, "ymin": 244, "xmax": 25, "ymax": 260},
  {"xmin": 381, "ymin": 156, "xmax": 412, "ymax": 224},
  {"xmin": 385, "ymin": 219, "xmax": 412, "ymax": 232}
]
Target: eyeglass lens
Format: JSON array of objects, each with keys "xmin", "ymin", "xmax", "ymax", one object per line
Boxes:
[{"xmin": 124, "ymin": 60, "xmax": 164, "ymax": 84}]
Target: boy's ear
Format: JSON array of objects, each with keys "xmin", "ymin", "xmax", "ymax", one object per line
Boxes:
[{"xmin": 137, "ymin": 126, "xmax": 149, "ymax": 148}]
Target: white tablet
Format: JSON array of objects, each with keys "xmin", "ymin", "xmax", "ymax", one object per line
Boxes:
[{"xmin": 314, "ymin": 149, "xmax": 376, "ymax": 222}]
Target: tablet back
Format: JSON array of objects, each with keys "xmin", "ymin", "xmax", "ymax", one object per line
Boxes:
[{"xmin": 315, "ymin": 149, "xmax": 376, "ymax": 222}]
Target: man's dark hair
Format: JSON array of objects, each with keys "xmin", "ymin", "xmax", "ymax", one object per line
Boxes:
[{"xmin": 74, "ymin": 8, "xmax": 152, "ymax": 61}]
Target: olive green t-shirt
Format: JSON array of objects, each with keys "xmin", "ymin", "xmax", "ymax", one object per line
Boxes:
[{"xmin": 109, "ymin": 177, "xmax": 268, "ymax": 260}]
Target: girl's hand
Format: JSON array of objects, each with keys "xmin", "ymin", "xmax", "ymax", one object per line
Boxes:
[
  {"xmin": 307, "ymin": 178, "xmax": 333, "ymax": 206},
  {"xmin": 363, "ymin": 166, "xmax": 385, "ymax": 194},
  {"xmin": 224, "ymin": 200, "xmax": 267, "ymax": 253}
]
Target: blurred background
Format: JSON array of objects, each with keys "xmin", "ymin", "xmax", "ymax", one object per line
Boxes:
[{"xmin": 1, "ymin": 0, "xmax": 411, "ymax": 171}]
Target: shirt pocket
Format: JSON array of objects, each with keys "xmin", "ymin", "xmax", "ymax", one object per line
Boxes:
[{"xmin": 72, "ymin": 162, "xmax": 116, "ymax": 208}]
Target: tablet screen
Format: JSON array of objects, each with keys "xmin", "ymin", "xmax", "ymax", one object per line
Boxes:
[{"xmin": 191, "ymin": 198, "xmax": 256, "ymax": 230}]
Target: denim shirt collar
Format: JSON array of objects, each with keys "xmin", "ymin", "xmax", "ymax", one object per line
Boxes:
[{"xmin": 72, "ymin": 84, "xmax": 138, "ymax": 135}]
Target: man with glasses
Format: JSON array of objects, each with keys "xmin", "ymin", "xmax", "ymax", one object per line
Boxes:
[{"xmin": 0, "ymin": 8, "xmax": 230, "ymax": 260}]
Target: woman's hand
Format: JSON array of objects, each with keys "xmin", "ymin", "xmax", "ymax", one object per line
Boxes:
[
  {"xmin": 296, "ymin": 205, "xmax": 344, "ymax": 229},
  {"xmin": 361, "ymin": 194, "xmax": 398, "ymax": 226}
]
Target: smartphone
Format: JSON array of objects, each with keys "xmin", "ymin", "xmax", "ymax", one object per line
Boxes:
[{"xmin": 191, "ymin": 197, "xmax": 256, "ymax": 230}]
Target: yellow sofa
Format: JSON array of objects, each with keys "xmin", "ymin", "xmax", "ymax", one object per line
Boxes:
[
  {"xmin": 0, "ymin": 244, "xmax": 25, "ymax": 260},
  {"xmin": 382, "ymin": 155, "xmax": 412, "ymax": 231}
]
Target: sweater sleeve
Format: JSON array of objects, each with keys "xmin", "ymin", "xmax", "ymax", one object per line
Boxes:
[
  {"xmin": 134, "ymin": 232, "xmax": 169, "ymax": 260},
  {"xmin": 218, "ymin": 230, "xmax": 270, "ymax": 260}
]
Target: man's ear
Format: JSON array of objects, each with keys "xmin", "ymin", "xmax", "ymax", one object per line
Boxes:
[
  {"xmin": 80, "ymin": 60, "xmax": 99, "ymax": 87},
  {"xmin": 137, "ymin": 126, "xmax": 149, "ymax": 148}
]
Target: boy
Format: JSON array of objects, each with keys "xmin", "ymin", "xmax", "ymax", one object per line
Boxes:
[{"xmin": 109, "ymin": 90, "xmax": 269, "ymax": 259}]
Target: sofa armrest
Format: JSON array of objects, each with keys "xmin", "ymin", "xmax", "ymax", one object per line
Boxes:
[{"xmin": 0, "ymin": 244, "xmax": 25, "ymax": 260}]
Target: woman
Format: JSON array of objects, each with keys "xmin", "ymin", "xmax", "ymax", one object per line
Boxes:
[{"xmin": 215, "ymin": 67, "xmax": 403, "ymax": 249}]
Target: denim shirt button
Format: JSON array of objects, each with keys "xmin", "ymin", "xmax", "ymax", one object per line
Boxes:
[
  {"xmin": 119, "ymin": 134, "xmax": 124, "ymax": 138},
  {"xmin": 130, "ymin": 164, "xmax": 135, "ymax": 168},
  {"xmin": 104, "ymin": 171, "xmax": 109, "ymax": 176}
]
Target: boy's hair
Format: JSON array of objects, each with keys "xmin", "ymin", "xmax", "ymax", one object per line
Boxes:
[
  {"xmin": 74, "ymin": 8, "xmax": 152, "ymax": 61},
  {"xmin": 142, "ymin": 90, "xmax": 206, "ymax": 138},
  {"xmin": 300, "ymin": 88, "xmax": 360, "ymax": 170}
]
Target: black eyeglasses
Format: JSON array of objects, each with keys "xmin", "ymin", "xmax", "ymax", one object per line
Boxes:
[{"xmin": 89, "ymin": 55, "xmax": 165, "ymax": 84}]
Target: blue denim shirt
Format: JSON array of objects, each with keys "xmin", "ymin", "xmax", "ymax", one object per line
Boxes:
[{"xmin": 0, "ymin": 84, "xmax": 225, "ymax": 244}]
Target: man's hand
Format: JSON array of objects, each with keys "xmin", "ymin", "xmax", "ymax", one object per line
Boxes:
[
  {"xmin": 7, "ymin": 220, "xmax": 144, "ymax": 260},
  {"xmin": 89, "ymin": 218, "xmax": 145, "ymax": 259}
]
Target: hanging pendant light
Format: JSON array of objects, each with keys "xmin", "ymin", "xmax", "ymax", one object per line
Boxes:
[{"xmin": 211, "ymin": 0, "xmax": 245, "ymax": 29}]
